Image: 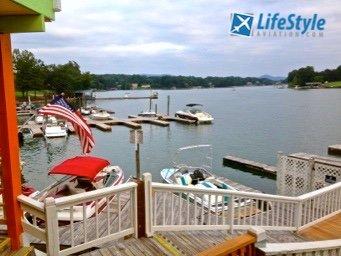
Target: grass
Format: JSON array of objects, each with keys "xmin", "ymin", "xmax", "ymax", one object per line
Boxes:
[
  {"xmin": 326, "ymin": 81, "xmax": 341, "ymax": 88},
  {"xmin": 15, "ymin": 90, "xmax": 51, "ymax": 98}
]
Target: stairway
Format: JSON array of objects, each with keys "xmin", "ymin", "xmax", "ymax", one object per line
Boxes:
[
  {"xmin": 298, "ymin": 213, "xmax": 341, "ymax": 241},
  {"xmin": 0, "ymin": 237, "xmax": 35, "ymax": 256}
]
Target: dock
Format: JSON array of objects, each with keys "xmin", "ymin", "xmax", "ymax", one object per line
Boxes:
[
  {"xmin": 328, "ymin": 145, "xmax": 341, "ymax": 156},
  {"xmin": 160, "ymin": 115, "xmax": 196, "ymax": 124},
  {"xmin": 223, "ymin": 155, "xmax": 277, "ymax": 178},
  {"xmin": 19, "ymin": 121, "xmax": 43, "ymax": 137},
  {"xmin": 94, "ymin": 95, "xmax": 158, "ymax": 100}
]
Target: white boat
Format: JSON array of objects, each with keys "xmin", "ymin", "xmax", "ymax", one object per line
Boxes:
[
  {"xmin": 175, "ymin": 104, "xmax": 214, "ymax": 124},
  {"xmin": 138, "ymin": 111, "xmax": 157, "ymax": 117},
  {"xmin": 80, "ymin": 107, "xmax": 91, "ymax": 115},
  {"xmin": 161, "ymin": 145, "xmax": 242, "ymax": 212},
  {"xmin": 29, "ymin": 156, "xmax": 124, "ymax": 222},
  {"xmin": 42, "ymin": 116, "xmax": 68, "ymax": 138},
  {"xmin": 90, "ymin": 110, "xmax": 111, "ymax": 120},
  {"xmin": 35, "ymin": 114, "xmax": 44, "ymax": 124}
]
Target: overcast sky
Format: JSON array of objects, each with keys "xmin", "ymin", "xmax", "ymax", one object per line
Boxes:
[{"xmin": 12, "ymin": 0, "xmax": 341, "ymax": 77}]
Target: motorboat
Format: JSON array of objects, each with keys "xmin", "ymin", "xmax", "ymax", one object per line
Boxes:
[
  {"xmin": 35, "ymin": 114, "xmax": 44, "ymax": 124},
  {"xmin": 42, "ymin": 116, "xmax": 68, "ymax": 138},
  {"xmin": 175, "ymin": 104, "xmax": 214, "ymax": 124},
  {"xmin": 28, "ymin": 156, "xmax": 124, "ymax": 222},
  {"xmin": 160, "ymin": 145, "xmax": 241, "ymax": 212},
  {"xmin": 90, "ymin": 110, "xmax": 111, "ymax": 120},
  {"xmin": 138, "ymin": 111, "xmax": 157, "ymax": 117},
  {"xmin": 80, "ymin": 107, "xmax": 91, "ymax": 115}
]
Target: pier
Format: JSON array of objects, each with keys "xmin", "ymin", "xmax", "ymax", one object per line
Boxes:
[
  {"xmin": 223, "ymin": 155, "xmax": 277, "ymax": 178},
  {"xmin": 328, "ymin": 144, "xmax": 341, "ymax": 156}
]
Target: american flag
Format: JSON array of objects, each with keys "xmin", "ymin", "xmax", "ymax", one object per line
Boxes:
[{"xmin": 39, "ymin": 95, "xmax": 95, "ymax": 153}]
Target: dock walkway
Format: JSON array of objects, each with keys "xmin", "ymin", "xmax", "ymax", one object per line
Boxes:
[
  {"xmin": 328, "ymin": 145, "xmax": 341, "ymax": 156},
  {"xmin": 223, "ymin": 155, "xmax": 277, "ymax": 178}
]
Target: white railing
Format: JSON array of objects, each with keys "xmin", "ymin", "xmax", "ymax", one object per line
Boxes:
[
  {"xmin": 298, "ymin": 180, "xmax": 341, "ymax": 229},
  {"xmin": 259, "ymin": 239, "xmax": 341, "ymax": 255},
  {"xmin": 144, "ymin": 173, "xmax": 341, "ymax": 236},
  {"xmin": 18, "ymin": 182, "xmax": 137, "ymax": 256}
]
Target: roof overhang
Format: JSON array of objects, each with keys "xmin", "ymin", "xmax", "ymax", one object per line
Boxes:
[{"xmin": 0, "ymin": 0, "xmax": 60, "ymax": 33}]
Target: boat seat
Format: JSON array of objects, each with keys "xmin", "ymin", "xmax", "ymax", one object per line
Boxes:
[
  {"xmin": 67, "ymin": 181, "xmax": 86, "ymax": 195},
  {"xmin": 175, "ymin": 173, "xmax": 192, "ymax": 186}
]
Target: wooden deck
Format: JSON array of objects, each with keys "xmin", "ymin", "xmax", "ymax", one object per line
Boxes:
[{"xmin": 298, "ymin": 213, "xmax": 341, "ymax": 241}]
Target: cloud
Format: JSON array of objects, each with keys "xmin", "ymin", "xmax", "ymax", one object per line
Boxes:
[{"xmin": 12, "ymin": 0, "xmax": 341, "ymax": 77}]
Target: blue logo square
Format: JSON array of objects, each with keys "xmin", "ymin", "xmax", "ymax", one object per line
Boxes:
[{"xmin": 230, "ymin": 13, "xmax": 254, "ymax": 37}]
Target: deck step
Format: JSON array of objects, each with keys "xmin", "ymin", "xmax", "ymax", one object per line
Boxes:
[
  {"xmin": 0, "ymin": 238, "xmax": 10, "ymax": 255},
  {"xmin": 153, "ymin": 234, "xmax": 182, "ymax": 256},
  {"xmin": 10, "ymin": 246, "xmax": 35, "ymax": 256}
]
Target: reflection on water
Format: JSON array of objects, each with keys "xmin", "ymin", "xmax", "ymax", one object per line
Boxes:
[{"xmin": 21, "ymin": 87, "xmax": 341, "ymax": 193}]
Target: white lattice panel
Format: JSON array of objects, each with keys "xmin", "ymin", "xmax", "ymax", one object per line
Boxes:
[
  {"xmin": 277, "ymin": 156, "xmax": 311, "ymax": 196},
  {"xmin": 313, "ymin": 163, "xmax": 341, "ymax": 190}
]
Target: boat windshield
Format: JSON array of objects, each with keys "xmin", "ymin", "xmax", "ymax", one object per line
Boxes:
[
  {"xmin": 173, "ymin": 145, "xmax": 213, "ymax": 172},
  {"xmin": 188, "ymin": 108, "xmax": 203, "ymax": 114}
]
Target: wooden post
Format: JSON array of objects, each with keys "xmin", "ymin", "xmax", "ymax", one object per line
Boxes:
[
  {"xmin": 228, "ymin": 195, "xmax": 235, "ymax": 234},
  {"xmin": 155, "ymin": 104, "xmax": 158, "ymax": 114},
  {"xmin": 0, "ymin": 33, "xmax": 23, "ymax": 250},
  {"xmin": 143, "ymin": 173, "xmax": 153, "ymax": 237},
  {"xmin": 134, "ymin": 178, "xmax": 146, "ymax": 238},
  {"xmin": 45, "ymin": 197, "xmax": 60, "ymax": 256},
  {"xmin": 167, "ymin": 95, "xmax": 170, "ymax": 116},
  {"xmin": 135, "ymin": 144, "xmax": 141, "ymax": 179},
  {"xmin": 149, "ymin": 98, "xmax": 152, "ymax": 112}
]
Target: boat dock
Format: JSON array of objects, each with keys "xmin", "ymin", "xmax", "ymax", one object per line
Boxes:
[
  {"xmin": 94, "ymin": 95, "xmax": 158, "ymax": 100},
  {"xmin": 223, "ymin": 155, "xmax": 277, "ymax": 178},
  {"xmin": 19, "ymin": 121, "xmax": 43, "ymax": 137},
  {"xmin": 223, "ymin": 152, "xmax": 341, "ymax": 178},
  {"xmin": 328, "ymin": 144, "xmax": 341, "ymax": 156}
]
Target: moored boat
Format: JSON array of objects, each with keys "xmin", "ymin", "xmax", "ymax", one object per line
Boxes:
[
  {"xmin": 175, "ymin": 104, "xmax": 214, "ymax": 124},
  {"xmin": 161, "ymin": 145, "xmax": 242, "ymax": 212},
  {"xmin": 29, "ymin": 156, "xmax": 124, "ymax": 222},
  {"xmin": 42, "ymin": 116, "xmax": 68, "ymax": 138},
  {"xmin": 90, "ymin": 110, "xmax": 111, "ymax": 120}
]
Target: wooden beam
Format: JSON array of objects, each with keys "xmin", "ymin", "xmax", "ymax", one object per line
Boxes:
[
  {"xmin": 0, "ymin": 33, "xmax": 23, "ymax": 250},
  {"xmin": 0, "ymin": 15, "xmax": 45, "ymax": 33}
]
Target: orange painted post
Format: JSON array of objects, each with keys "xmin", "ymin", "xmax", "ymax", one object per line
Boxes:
[{"xmin": 0, "ymin": 33, "xmax": 23, "ymax": 250}]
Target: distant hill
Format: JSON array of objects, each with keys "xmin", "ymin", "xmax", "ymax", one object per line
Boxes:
[{"xmin": 259, "ymin": 75, "xmax": 285, "ymax": 81}]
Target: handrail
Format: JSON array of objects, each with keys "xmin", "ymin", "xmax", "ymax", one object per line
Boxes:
[
  {"xmin": 259, "ymin": 239, "xmax": 341, "ymax": 255},
  {"xmin": 152, "ymin": 182, "xmax": 300, "ymax": 202},
  {"xmin": 17, "ymin": 195, "xmax": 45, "ymax": 212},
  {"xmin": 298, "ymin": 181, "xmax": 341, "ymax": 200},
  {"xmin": 54, "ymin": 182, "xmax": 137, "ymax": 208}
]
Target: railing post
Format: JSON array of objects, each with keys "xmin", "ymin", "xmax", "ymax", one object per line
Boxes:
[
  {"xmin": 143, "ymin": 173, "xmax": 154, "ymax": 237},
  {"xmin": 228, "ymin": 194, "xmax": 235, "ymax": 234},
  {"xmin": 45, "ymin": 197, "xmax": 60, "ymax": 256},
  {"xmin": 132, "ymin": 185, "xmax": 138, "ymax": 238},
  {"xmin": 295, "ymin": 201, "xmax": 303, "ymax": 229},
  {"xmin": 308, "ymin": 158, "xmax": 315, "ymax": 192},
  {"xmin": 276, "ymin": 151, "xmax": 284, "ymax": 195}
]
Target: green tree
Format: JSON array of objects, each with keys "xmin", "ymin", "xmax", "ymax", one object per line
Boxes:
[
  {"xmin": 45, "ymin": 61, "xmax": 84, "ymax": 93},
  {"xmin": 13, "ymin": 49, "xmax": 46, "ymax": 97}
]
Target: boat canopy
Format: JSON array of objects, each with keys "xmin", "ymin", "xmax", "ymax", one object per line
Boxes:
[
  {"xmin": 49, "ymin": 156, "xmax": 110, "ymax": 180},
  {"xmin": 186, "ymin": 103, "xmax": 203, "ymax": 107}
]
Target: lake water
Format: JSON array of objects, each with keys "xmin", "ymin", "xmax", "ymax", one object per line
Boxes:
[{"xmin": 20, "ymin": 86, "xmax": 341, "ymax": 194}]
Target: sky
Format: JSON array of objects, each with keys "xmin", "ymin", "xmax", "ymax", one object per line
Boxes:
[{"xmin": 12, "ymin": 0, "xmax": 341, "ymax": 77}]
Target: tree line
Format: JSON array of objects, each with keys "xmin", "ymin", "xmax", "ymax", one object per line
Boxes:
[
  {"xmin": 13, "ymin": 49, "xmax": 91, "ymax": 97},
  {"xmin": 287, "ymin": 65, "xmax": 341, "ymax": 87},
  {"xmin": 13, "ymin": 49, "xmax": 275, "ymax": 97},
  {"xmin": 91, "ymin": 74, "xmax": 274, "ymax": 90}
]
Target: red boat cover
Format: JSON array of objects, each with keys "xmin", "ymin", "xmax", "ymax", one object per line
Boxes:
[{"xmin": 49, "ymin": 156, "xmax": 110, "ymax": 180}]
